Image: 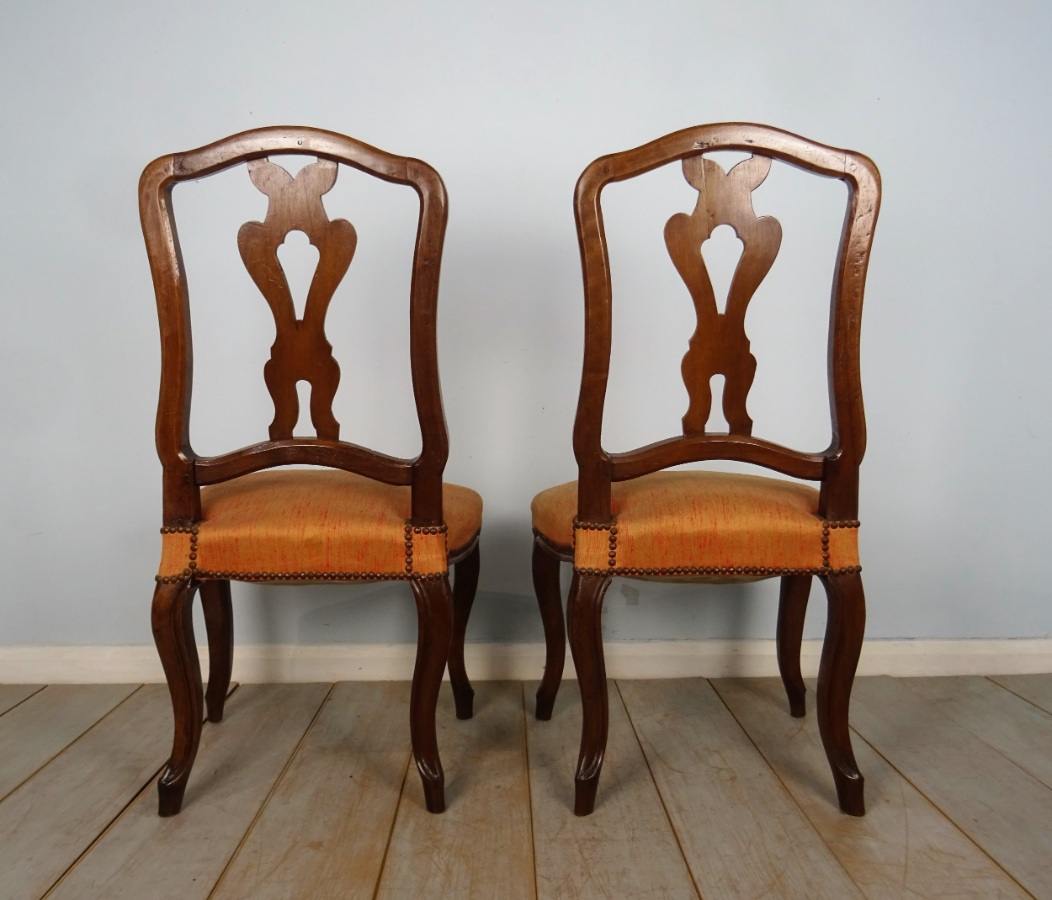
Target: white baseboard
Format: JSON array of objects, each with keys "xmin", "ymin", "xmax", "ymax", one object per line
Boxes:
[{"xmin": 1, "ymin": 639, "xmax": 1050, "ymax": 684}]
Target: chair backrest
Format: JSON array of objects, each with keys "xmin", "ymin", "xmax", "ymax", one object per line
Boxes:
[
  {"xmin": 572, "ymin": 123, "xmax": 881, "ymax": 523},
  {"xmin": 139, "ymin": 127, "xmax": 449, "ymax": 527}
]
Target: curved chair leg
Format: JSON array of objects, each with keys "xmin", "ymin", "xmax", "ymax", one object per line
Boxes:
[
  {"xmin": 817, "ymin": 571, "xmax": 866, "ymax": 816},
  {"xmin": 533, "ymin": 536, "xmax": 566, "ymax": 721},
  {"xmin": 449, "ymin": 543, "xmax": 480, "ymax": 720},
  {"xmin": 410, "ymin": 576, "xmax": 454, "ymax": 813},
  {"xmin": 567, "ymin": 572, "xmax": 611, "ymax": 816},
  {"xmin": 152, "ymin": 578, "xmax": 203, "ymax": 817},
  {"xmin": 200, "ymin": 579, "xmax": 233, "ymax": 723},
  {"xmin": 776, "ymin": 574, "xmax": 811, "ymax": 718}
]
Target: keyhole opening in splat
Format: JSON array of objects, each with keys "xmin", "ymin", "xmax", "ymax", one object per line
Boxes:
[
  {"xmin": 707, "ymin": 374, "xmax": 730, "ymax": 432},
  {"xmin": 276, "ymin": 230, "xmax": 320, "ymax": 320},
  {"xmin": 295, "ymin": 379, "xmax": 313, "ymax": 437},
  {"xmin": 701, "ymin": 224, "xmax": 743, "ymax": 315}
]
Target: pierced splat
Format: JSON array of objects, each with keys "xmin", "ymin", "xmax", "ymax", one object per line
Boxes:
[
  {"xmin": 664, "ymin": 155, "xmax": 782, "ymax": 435},
  {"xmin": 237, "ymin": 158, "xmax": 356, "ymax": 440}
]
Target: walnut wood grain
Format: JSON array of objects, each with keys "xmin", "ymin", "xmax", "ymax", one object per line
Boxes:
[
  {"xmin": 238, "ymin": 158, "xmax": 353, "ymax": 442},
  {"xmin": 547, "ymin": 124, "xmax": 880, "ymax": 819},
  {"xmin": 139, "ymin": 127, "xmax": 473, "ymax": 818},
  {"xmin": 666, "ymin": 154, "xmax": 781, "ymax": 436}
]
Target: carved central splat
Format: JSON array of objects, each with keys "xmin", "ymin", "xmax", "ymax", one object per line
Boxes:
[
  {"xmin": 237, "ymin": 158, "xmax": 356, "ymax": 440},
  {"xmin": 664, "ymin": 155, "xmax": 782, "ymax": 435}
]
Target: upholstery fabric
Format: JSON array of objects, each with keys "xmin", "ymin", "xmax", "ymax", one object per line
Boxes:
[
  {"xmin": 158, "ymin": 469, "xmax": 482, "ymax": 582},
  {"xmin": 531, "ymin": 470, "xmax": 858, "ymax": 577}
]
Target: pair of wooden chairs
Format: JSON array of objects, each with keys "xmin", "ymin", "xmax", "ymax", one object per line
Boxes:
[{"xmin": 140, "ymin": 124, "xmax": 880, "ymax": 819}]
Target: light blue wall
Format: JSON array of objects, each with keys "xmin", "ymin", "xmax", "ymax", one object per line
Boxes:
[{"xmin": 2, "ymin": 0, "xmax": 1050, "ymax": 646}]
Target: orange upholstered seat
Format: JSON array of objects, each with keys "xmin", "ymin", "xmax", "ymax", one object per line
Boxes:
[
  {"xmin": 158, "ymin": 470, "xmax": 482, "ymax": 583},
  {"xmin": 532, "ymin": 471, "xmax": 858, "ymax": 577}
]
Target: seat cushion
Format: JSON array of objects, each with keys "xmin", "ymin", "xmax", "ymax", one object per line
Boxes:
[
  {"xmin": 531, "ymin": 470, "xmax": 858, "ymax": 577},
  {"xmin": 158, "ymin": 470, "xmax": 482, "ymax": 583}
]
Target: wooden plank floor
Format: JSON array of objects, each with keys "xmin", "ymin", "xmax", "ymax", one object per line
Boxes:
[{"xmin": 2, "ymin": 675, "xmax": 1048, "ymax": 899}]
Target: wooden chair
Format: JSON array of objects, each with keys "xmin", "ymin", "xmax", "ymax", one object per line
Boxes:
[
  {"xmin": 139, "ymin": 127, "xmax": 482, "ymax": 816},
  {"xmin": 530, "ymin": 124, "xmax": 880, "ymax": 816}
]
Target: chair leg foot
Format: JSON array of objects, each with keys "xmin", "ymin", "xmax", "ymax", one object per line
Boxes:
[
  {"xmin": 453, "ymin": 689, "xmax": 474, "ymax": 721},
  {"xmin": 421, "ymin": 773, "xmax": 446, "ymax": 814},
  {"xmin": 157, "ymin": 772, "xmax": 189, "ymax": 817},
  {"xmin": 535, "ymin": 693, "xmax": 556, "ymax": 722},
  {"xmin": 834, "ymin": 770, "xmax": 865, "ymax": 816},
  {"xmin": 533, "ymin": 536, "xmax": 566, "ymax": 721},
  {"xmin": 574, "ymin": 774, "xmax": 600, "ymax": 817}
]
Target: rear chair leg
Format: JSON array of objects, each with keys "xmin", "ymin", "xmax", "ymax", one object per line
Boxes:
[
  {"xmin": 449, "ymin": 543, "xmax": 480, "ymax": 720},
  {"xmin": 200, "ymin": 579, "xmax": 233, "ymax": 723},
  {"xmin": 533, "ymin": 536, "xmax": 566, "ymax": 721},
  {"xmin": 776, "ymin": 574, "xmax": 811, "ymax": 717}
]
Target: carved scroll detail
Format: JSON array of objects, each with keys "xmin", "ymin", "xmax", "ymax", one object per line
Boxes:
[
  {"xmin": 664, "ymin": 155, "xmax": 782, "ymax": 435},
  {"xmin": 237, "ymin": 159, "xmax": 356, "ymax": 440}
]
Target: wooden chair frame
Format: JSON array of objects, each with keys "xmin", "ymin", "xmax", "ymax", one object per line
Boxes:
[
  {"xmin": 140, "ymin": 126, "xmax": 479, "ymax": 815},
  {"xmin": 531, "ymin": 123, "xmax": 881, "ymax": 816}
]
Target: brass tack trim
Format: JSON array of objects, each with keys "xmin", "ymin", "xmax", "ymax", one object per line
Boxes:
[
  {"xmin": 819, "ymin": 518, "xmax": 859, "ymax": 568},
  {"xmin": 573, "ymin": 564, "xmax": 862, "ymax": 578},
  {"xmin": 573, "ymin": 518, "xmax": 615, "ymax": 531},
  {"xmin": 190, "ymin": 569, "xmax": 442, "ymax": 582},
  {"xmin": 403, "ymin": 519, "xmax": 450, "ymax": 577},
  {"xmin": 160, "ymin": 518, "xmax": 451, "ymax": 583}
]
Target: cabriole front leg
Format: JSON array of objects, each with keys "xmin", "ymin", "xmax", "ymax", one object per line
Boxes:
[
  {"xmin": 410, "ymin": 576, "xmax": 454, "ymax": 813},
  {"xmin": 567, "ymin": 571, "xmax": 611, "ymax": 816},
  {"xmin": 817, "ymin": 571, "xmax": 866, "ymax": 816},
  {"xmin": 152, "ymin": 578, "xmax": 203, "ymax": 816}
]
